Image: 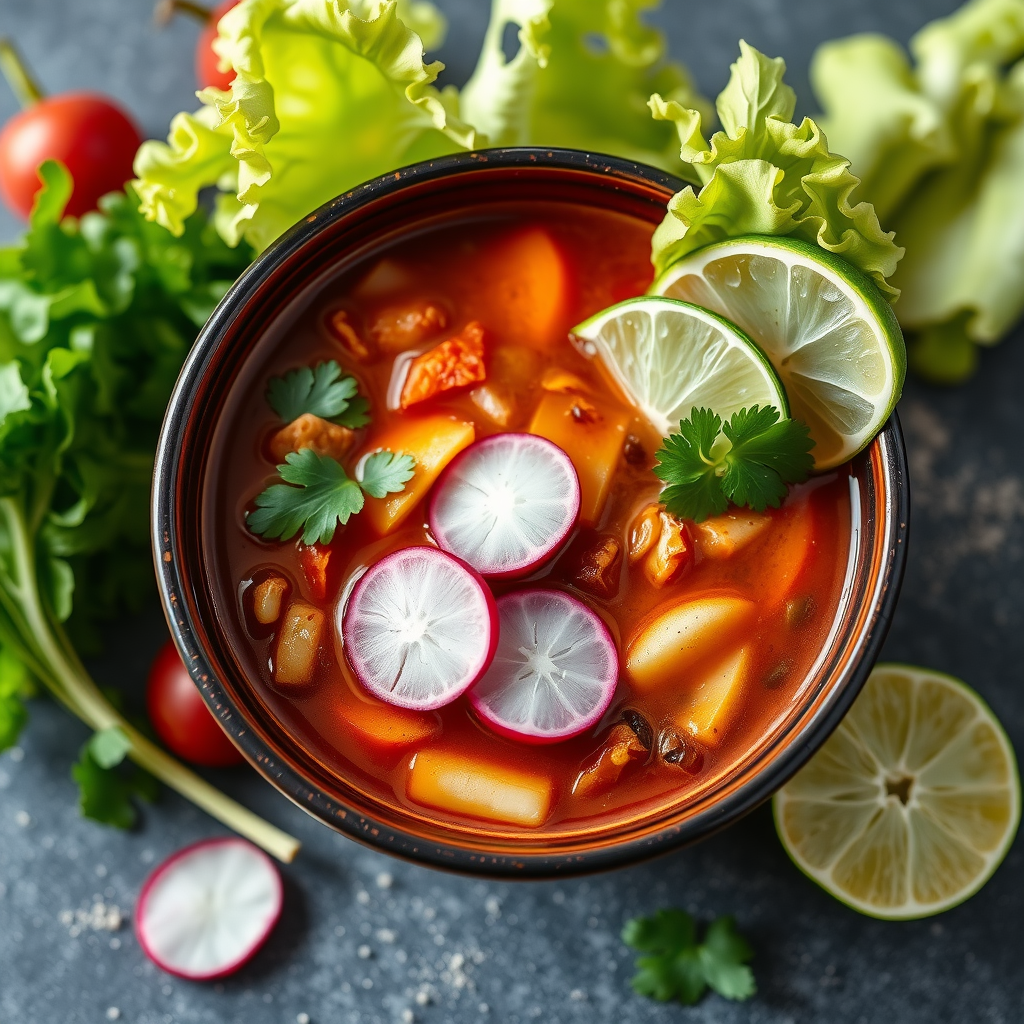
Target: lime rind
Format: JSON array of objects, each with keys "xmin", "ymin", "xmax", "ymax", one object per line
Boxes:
[
  {"xmin": 650, "ymin": 235, "xmax": 906, "ymax": 471},
  {"xmin": 572, "ymin": 296, "xmax": 789, "ymax": 437},
  {"xmin": 773, "ymin": 663, "xmax": 1020, "ymax": 921}
]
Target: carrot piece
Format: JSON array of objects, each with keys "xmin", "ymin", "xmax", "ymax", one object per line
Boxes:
[
  {"xmin": 746, "ymin": 499, "xmax": 817, "ymax": 613},
  {"xmin": 527, "ymin": 390, "xmax": 629, "ymax": 525},
  {"xmin": 399, "ymin": 322, "xmax": 487, "ymax": 409},
  {"xmin": 269, "ymin": 413, "xmax": 354, "ymax": 464},
  {"xmin": 484, "ymin": 228, "xmax": 571, "ymax": 348},
  {"xmin": 299, "ymin": 543, "xmax": 332, "ymax": 602},
  {"xmin": 336, "ymin": 697, "xmax": 441, "ymax": 752},
  {"xmin": 361, "ymin": 415, "xmax": 475, "ymax": 534}
]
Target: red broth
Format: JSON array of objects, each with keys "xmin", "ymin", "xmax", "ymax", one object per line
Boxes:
[{"xmin": 205, "ymin": 202, "xmax": 851, "ymax": 834}]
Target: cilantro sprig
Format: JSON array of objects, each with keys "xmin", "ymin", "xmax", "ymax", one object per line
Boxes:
[
  {"xmin": 653, "ymin": 405, "xmax": 814, "ymax": 522},
  {"xmin": 267, "ymin": 360, "xmax": 370, "ymax": 428},
  {"xmin": 622, "ymin": 909, "xmax": 755, "ymax": 1005},
  {"xmin": 248, "ymin": 448, "xmax": 415, "ymax": 545}
]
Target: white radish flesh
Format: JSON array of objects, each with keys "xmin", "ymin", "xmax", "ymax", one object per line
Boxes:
[
  {"xmin": 342, "ymin": 546, "xmax": 497, "ymax": 710},
  {"xmin": 469, "ymin": 589, "xmax": 618, "ymax": 743},
  {"xmin": 429, "ymin": 433, "xmax": 580, "ymax": 578},
  {"xmin": 135, "ymin": 838, "xmax": 282, "ymax": 980}
]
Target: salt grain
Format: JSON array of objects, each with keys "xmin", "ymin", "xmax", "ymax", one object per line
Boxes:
[
  {"xmin": 15, "ymin": 810, "xmax": 30, "ymax": 827},
  {"xmin": 9, "ymin": 746, "xmax": 23, "ymax": 762},
  {"xmin": 358, "ymin": 945, "xmax": 373, "ymax": 959},
  {"xmin": 297, "ymin": 1015, "xmax": 310, "ymax": 1024},
  {"xmin": 376, "ymin": 872, "xmax": 393, "ymax": 889},
  {"xmin": 361, "ymin": 978, "xmax": 373, "ymax": 990},
  {"xmin": 356, "ymin": 890, "xmax": 371, "ymax": 906},
  {"xmin": 400, "ymin": 1011, "xmax": 414, "ymax": 1024},
  {"xmin": 105, "ymin": 1008, "xmax": 120, "ymax": 1020}
]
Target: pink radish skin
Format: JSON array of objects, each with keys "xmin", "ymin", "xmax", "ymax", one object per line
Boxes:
[
  {"xmin": 135, "ymin": 838, "xmax": 282, "ymax": 981},
  {"xmin": 469, "ymin": 588, "xmax": 619, "ymax": 744},
  {"xmin": 429, "ymin": 433, "xmax": 581, "ymax": 579},
  {"xmin": 342, "ymin": 546, "xmax": 498, "ymax": 711}
]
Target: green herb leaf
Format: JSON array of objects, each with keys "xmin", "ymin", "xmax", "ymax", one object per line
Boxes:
[
  {"xmin": 654, "ymin": 405, "xmax": 814, "ymax": 522},
  {"xmin": 0, "ymin": 647, "xmax": 30, "ymax": 753},
  {"xmin": 622, "ymin": 908, "xmax": 755, "ymax": 1005},
  {"xmin": 359, "ymin": 450, "xmax": 416, "ymax": 499},
  {"xmin": 88, "ymin": 726, "xmax": 132, "ymax": 770},
  {"xmin": 267, "ymin": 360, "xmax": 368, "ymax": 427},
  {"xmin": 247, "ymin": 449, "xmax": 366, "ymax": 545},
  {"xmin": 72, "ymin": 743, "xmax": 138, "ymax": 830}
]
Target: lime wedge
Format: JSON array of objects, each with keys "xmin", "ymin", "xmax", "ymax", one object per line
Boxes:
[
  {"xmin": 650, "ymin": 236, "xmax": 906, "ymax": 470},
  {"xmin": 774, "ymin": 664, "xmax": 1020, "ymax": 920},
  {"xmin": 572, "ymin": 297, "xmax": 788, "ymax": 437}
]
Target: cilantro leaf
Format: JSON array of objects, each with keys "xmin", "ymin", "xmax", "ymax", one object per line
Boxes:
[
  {"xmin": 0, "ymin": 646, "xmax": 31, "ymax": 753},
  {"xmin": 71, "ymin": 734, "xmax": 158, "ymax": 831},
  {"xmin": 359, "ymin": 450, "xmax": 416, "ymax": 499},
  {"xmin": 267, "ymin": 360, "xmax": 368, "ymax": 427},
  {"xmin": 654, "ymin": 405, "xmax": 814, "ymax": 522},
  {"xmin": 622, "ymin": 909, "xmax": 756, "ymax": 1005},
  {"xmin": 247, "ymin": 449, "xmax": 365, "ymax": 545}
]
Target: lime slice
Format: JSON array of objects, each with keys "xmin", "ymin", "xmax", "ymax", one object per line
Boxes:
[
  {"xmin": 650, "ymin": 236, "xmax": 906, "ymax": 470},
  {"xmin": 774, "ymin": 664, "xmax": 1020, "ymax": 920},
  {"xmin": 572, "ymin": 297, "xmax": 788, "ymax": 437}
]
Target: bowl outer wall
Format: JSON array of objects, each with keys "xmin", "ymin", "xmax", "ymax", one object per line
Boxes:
[{"xmin": 152, "ymin": 147, "xmax": 910, "ymax": 878}]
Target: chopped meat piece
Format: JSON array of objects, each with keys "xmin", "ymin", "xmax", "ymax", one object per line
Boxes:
[
  {"xmin": 570, "ymin": 533, "xmax": 622, "ymax": 598},
  {"xmin": 657, "ymin": 727, "xmax": 704, "ymax": 775},
  {"xmin": 622, "ymin": 434, "xmax": 647, "ymax": 466},
  {"xmin": 274, "ymin": 602, "xmax": 325, "ymax": 686},
  {"xmin": 541, "ymin": 367, "xmax": 589, "ymax": 394},
  {"xmin": 324, "ymin": 309, "xmax": 374, "ymax": 361},
  {"xmin": 400, "ymin": 321, "xmax": 487, "ymax": 409},
  {"xmin": 572, "ymin": 722, "xmax": 649, "ymax": 798},
  {"xmin": 568, "ymin": 397, "xmax": 599, "ymax": 424},
  {"xmin": 627, "ymin": 503, "xmax": 661, "ymax": 563},
  {"xmin": 252, "ymin": 576, "xmax": 289, "ymax": 625},
  {"xmin": 644, "ymin": 510, "xmax": 694, "ymax": 586},
  {"xmin": 269, "ymin": 413, "xmax": 354, "ymax": 464},
  {"xmin": 470, "ymin": 384, "xmax": 515, "ymax": 427},
  {"xmin": 370, "ymin": 301, "xmax": 447, "ymax": 352},
  {"xmin": 299, "ymin": 543, "xmax": 332, "ymax": 602}
]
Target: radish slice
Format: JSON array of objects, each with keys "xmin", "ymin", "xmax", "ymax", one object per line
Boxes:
[
  {"xmin": 428, "ymin": 433, "xmax": 580, "ymax": 578},
  {"xmin": 135, "ymin": 838, "xmax": 282, "ymax": 980},
  {"xmin": 342, "ymin": 545, "xmax": 498, "ymax": 710},
  {"xmin": 469, "ymin": 589, "xmax": 618, "ymax": 743}
]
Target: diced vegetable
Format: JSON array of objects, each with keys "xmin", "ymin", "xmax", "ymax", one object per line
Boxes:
[
  {"xmin": 406, "ymin": 749, "xmax": 554, "ymax": 827},
  {"xmin": 573, "ymin": 721, "xmax": 649, "ymax": 798},
  {"xmin": 268, "ymin": 413, "xmax": 355, "ymax": 464},
  {"xmin": 489, "ymin": 343, "xmax": 544, "ymax": 393},
  {"xmin": 678, "ymin": 648, "xmax": 751, "ymax": 747},
  {"xmin": 252, "ymin": 577, "xmax": 289, "ymax": 625},
  {"xmin": 567, "ymin": 532, "xmax": 622, "ymax": 599},
  {"xmin": 324, "ymin": 309, "xmax": 374, "ymax": 362},
  {"xmin": 361, "ymin": 415, "xmax": 475, "ymax": 534},
  {"xmin": 274, "ymin": 602, "xmax": 325, "ymax": 687},
  {"xmin": 747, "ymin": 500, "xmax": 816, "ymax": 613},
  {"xmin": 470, "ymin": 384, "xmax": 515, "ymax": 427},
  {"xmin": 644, "ymin": 511, "xmax": 694, "ymax": 587},
  {"xmin": 370, "ymin": 301, "xmax": 447, "ymax": 353},
  {"xmin": 400, "ymin": 321, "xmax": 487, "ymax": 409},
  {"xmin": 541, "ymin": 367, "xmax": 589, "ymax": 394},
  {"xmin": 527, "ymin": 391, "xmax": 629, "ymax": 525},
  {"xmin": 483, "ymin": 228, "xmax": 572, "ymax": 348},
  {"xmin": 335, "ymin": 698, "xmax": 441, "ymax": 752},
  {"xmin": 691, "ymin": 512, "xmax": 770, "ymax": 560},
  {"xmin": 299, "ymin": 543, "xmax": 332, "ymax": 603},
  {"xmin": 628, "ymin": 504, "xmax": 662, "ymax": 563},
  {"xmin": 626, "ymin": 596, "xmax": 755, "ymax": 692}
]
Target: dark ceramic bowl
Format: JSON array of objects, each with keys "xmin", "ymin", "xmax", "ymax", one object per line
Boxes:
[{"xmin": 152, "ymin": 148, "xmax": 909, "ymax": 877}]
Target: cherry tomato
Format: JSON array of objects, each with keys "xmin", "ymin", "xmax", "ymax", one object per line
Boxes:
[
  {"xmin": 147, "ymin": 641, "xmax": 244, "ymax": 768},
  {"xmin": 196, "ymin": 0, "xmax": 241, "ymax": 90}
]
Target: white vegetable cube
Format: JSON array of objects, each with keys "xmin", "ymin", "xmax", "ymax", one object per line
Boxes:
[
  {"xmin": 274, "ymin": 602, "xmax": 325, "ymax": 686},
  {"xmin": 679, "ymin": 647, "xmax": 751, "ymax": 747},
  {"xmin": 406, "ymin": 749, "xmax": 553, "ymax": 827},
  {"xmin": 625, "ymin": 596, "xmax": 755, "ymax": 691}
]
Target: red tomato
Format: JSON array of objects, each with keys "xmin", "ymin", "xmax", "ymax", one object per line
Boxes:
[
  {"xmin": 147, "ymin": 641, "xmax": 244, "ymax": 768},
  {"xmin": 0, "ymin": 93, "xmax": 142, "ymax": 219},
  {"xmin": 197, "ymin": 0, "xmax": 241, "ymax": 90}
]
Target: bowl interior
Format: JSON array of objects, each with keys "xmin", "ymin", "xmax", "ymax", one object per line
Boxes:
[{"xmin": 154, "ymin": 149, "xmax": 908, "ymax": 876}]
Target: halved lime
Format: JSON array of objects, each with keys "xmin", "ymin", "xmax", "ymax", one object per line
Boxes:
[
  {"xmin": 774, "ymin": 664, "xmax": 1020, "ymax": 920},
  {"xmin": 650, "ymin": 236, "xmax": 906, "ymax": 470},
  {"xmin": 572, "ymin": 297, "xmax": 788, "ymax": 437}
]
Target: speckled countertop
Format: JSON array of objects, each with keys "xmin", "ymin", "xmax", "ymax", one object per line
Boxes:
[{"xmin": 3, "ymin": 2, "xmax": 1022, "ymax": 1022}]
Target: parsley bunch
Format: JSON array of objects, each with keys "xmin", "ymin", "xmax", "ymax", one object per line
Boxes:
[
  {"xmin": 248, "ymin": 448, "xmax": 415, "ymax": 545},
  {"xmin": 622, "ymin": 909, "xmax": 755, "ymax": 1004},
  {"xmin": 0, "ymin": 162, "xmax": 298, "ymax": 859},
  {"xmin": 653, "ymin": 405, "xmax": 815, "ymax": 522},
  {"xmin": 267, "ymin": 360, "xmax": 369, "ymax": 428}
]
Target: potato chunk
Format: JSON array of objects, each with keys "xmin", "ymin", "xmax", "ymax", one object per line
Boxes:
[
  {"xmin": 338, "ymin": 698, "xmax": 441, "ymax": 752},
  {"xmin": 400, "ymin": 322, "xmax": 486, "ymax": 409},
  {"xmin": 527, "ymin": 391, "xmax": 628, "ymax": 525},
  {"xmin": 470, "ymin": 384, "xmax": 515, "ymax": 427},
  {"xmin": 274, "ymin": 602, "xmax": 325, "ymax": 686},
  {"xmin": 625, "ymin": 596, "xmax": 755, "ymax": 692},
  {"xmin": 269, "ymin": 413, "xmax": 354, "ymax": 464},
  {"xmin": 407, "ymin": 749, "xmax": 553, "ymax": 826},
  {"xmin": 691, "ymin": 512, "xmax": 770, "ymax": 559},
  {"xmin": 370, "ymin": 301, "xmax": 447, "ymax": 352},
  {"xmin": 252, "ymin": 576, "xmax": 288, "ymax": 625},
  {"xmin": 361, "ymin": 415, "xmax": 475, "ymax": 534},
  {"xmin": 678, "ymin": 647, "xmax": 751, "ymax": 747}
]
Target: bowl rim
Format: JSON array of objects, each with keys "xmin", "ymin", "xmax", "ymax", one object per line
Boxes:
[{"xmin": 153, "ymin": 146, "xmax": 910, "ymax": 877}]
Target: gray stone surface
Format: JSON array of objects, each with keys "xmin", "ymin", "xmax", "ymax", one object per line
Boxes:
[{"xmin": 1, "ymin": 1, "xmax": 1020, "ymax": 1023}]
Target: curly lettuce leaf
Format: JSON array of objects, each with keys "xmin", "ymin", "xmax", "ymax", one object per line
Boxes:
[
  {"xmin": 133, "ymin": 0, "xmax": 479, "ymax": 252},
  {"xmin": 460, "ymin": 0, "xmax": 710, "ymax": 172},
  {"xmin": 650, "ymin": 41, "xmax": 903, "ymax": 300}
]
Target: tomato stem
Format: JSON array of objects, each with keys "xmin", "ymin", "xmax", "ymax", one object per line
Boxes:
[
  {"xmin": 153, "ymin": 0, "xmax": 213, "ymax": 26},
  {"xmin": 0, "ymin": 38, "xmax": 44, "ymax": 109}
]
